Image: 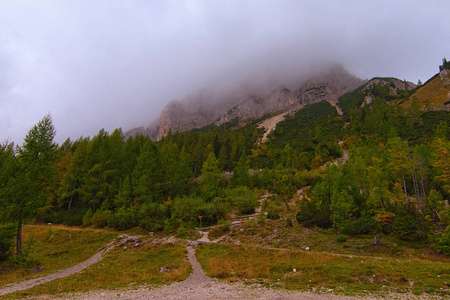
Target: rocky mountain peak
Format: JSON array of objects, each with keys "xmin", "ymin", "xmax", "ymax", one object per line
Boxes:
[{"xmin": 126, "ymin": 65, "xmax": 366, "ymax": 140}]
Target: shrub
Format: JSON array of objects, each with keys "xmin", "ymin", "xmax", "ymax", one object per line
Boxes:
[
  {"xmin": 286, "ymin": 217, "xmax": 293, "ymax": 227},
  {"xmin": 177, "ymin": 226, "xmax": 187, "ymax": 238},
  {"xmin": 341, "ymin": 217, "xmax": 377, "ymax": 235},
  {"xmin": 108, "ymin": 210, "xmax": 136, "ymax": 231},
  {"xmin": 267, "ymin": 211, "xmax": 280, "ymax": 220},
  {"xmin": 336, "ymin": 234, "xmax": 348, "ymax": 243},
  {"xmin": 218, "ymin": 220, "xmax": 232, "ymax": 231},
  {"xmin": 90, "ymin": 210, "xmax": 112, "ymax": 228},
  {"xmin": 82, "ymin": 209, "xmax": 93, "ymax": 226},
  {"xmin": 173, "ymin": 196, "xmax": 231, "ymax": 227},
  {"xmin": 224, "ymin": 187, "xmax": 257, "ymax": 215},
  {"xmin": 433, "ymin": 225, "xmax": 450, "ymax": 255},
  {"xmin": 392, "ymin": 212, "xmax": 424, "ymax": 242}
]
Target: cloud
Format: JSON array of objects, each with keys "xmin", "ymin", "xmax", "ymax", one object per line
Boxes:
[{"xmin": 0, "ymin": 0, "xmax": 449, "ymax": 144}]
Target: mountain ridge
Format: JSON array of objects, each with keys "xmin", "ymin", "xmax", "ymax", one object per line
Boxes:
[{"xmin": 125, "ymin": 65, "xmax": 426, "ymax": 141}]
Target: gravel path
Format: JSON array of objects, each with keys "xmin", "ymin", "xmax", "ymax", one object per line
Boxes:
[
  {"xmin": 0, "ymin": 240, "xmax": 115, "ymax": 297},
  {"xmin": 1, "ymin": 244, "xmax": 438, "ymax": 299},
  {"xmin": 35, "ymin": 246, "xmax": 368, "ymax": 300}
]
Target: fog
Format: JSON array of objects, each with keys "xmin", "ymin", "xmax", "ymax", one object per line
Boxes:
[{"xmin": 1, "ymin": 0, "xmax": 449, "ymax": 144}]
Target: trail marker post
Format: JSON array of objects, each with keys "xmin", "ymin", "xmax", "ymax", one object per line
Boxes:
[{"xmin": 199, "ymin": 216, "xmax": 202, "ymax": 228}]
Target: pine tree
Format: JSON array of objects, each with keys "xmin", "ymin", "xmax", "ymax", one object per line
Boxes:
[
  {"xmin": 231, "ymin": 150, "xmax": 249, "ymax": 187},
  {"xmin": 200, "ymin": 152, "xmax": 221, "ymax": 200}
]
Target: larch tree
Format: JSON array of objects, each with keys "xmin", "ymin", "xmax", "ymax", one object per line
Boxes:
[{"xmin": 3, "ymin": 115, "xmax": 57, "ymax": 255}]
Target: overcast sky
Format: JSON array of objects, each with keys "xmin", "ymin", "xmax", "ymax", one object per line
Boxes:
[{"xmin": 1, "ymin": 0, "xmax": 449, "ymax": 145}]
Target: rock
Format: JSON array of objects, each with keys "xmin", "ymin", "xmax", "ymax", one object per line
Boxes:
[
  {"xmin": 126, "ymin": 65, "xmax": 365, "ymax": 141},
  {"xmin": 305, "ymin": 247, "xmax": 310, "ymax": 251}
]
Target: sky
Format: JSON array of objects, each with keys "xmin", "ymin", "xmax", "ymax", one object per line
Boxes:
[{"xmin": 1, "ymin": 0, "xmax": 449, "ymax": 145}]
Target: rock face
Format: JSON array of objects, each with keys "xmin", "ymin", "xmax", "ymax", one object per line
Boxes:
[
  {"xmin": 126, "ymin": 64, "xmax": 366, "ymax": 140},
  {"xmin": 361, "ymin": 77, "xmax": 417, "ymax": 106},
  {"xmin": 216, "ymin": 64, "xmax": 365, "ymax": 125}
]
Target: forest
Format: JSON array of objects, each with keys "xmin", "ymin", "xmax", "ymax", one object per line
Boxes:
[{"xmin": 1, "ymin": 75, "xmax": 450, "ymax": 262}]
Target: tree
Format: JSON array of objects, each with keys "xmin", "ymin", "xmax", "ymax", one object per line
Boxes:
[
  {"xmin": 231, "ymin": 150, "xmax": 249, "ymax": 187},
  {"xmin": 434, "ymin": 138, "xmax": 450, "ymax": 194},
  {"xmin": 1, "ymin": 115, "xmax": 56, "ymax": 255},
  {"xmin": 200, "ymin": 152, "xmax": 222, "ymax": 200},
  {"xmin": 387, "ymin": 136, "xmax": 411, "ymax": 207}
]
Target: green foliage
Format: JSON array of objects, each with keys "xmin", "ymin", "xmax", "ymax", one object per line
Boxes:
[
  {"xmin": 224, "ymin": 186, "xmax": 257, "ymax": 215},
  {"xmin": 0, "ymin": 223, "xmax": 15, "ymax": 260},
  {"xmin": 173, "ymin": 196, "xmax": 230, "ymax": 226},
  {"xmin": 286, "ymin": 217, "xmax": 293, "ymax": 227},
  {"xmin": 267, "ymin": 211, "xmax": 280, "ymax": 219},
  {"xmin": 108, "ymin": 209, "xmax": 136, "ymax": 231},
  {"xmin": 218, "ymin": 220, "xmax": 232, "ymax": 231},
  {"xmin": 177, "ymin": 226, "xmax": 187, "ymax": 238},
  {"xmin": 341, "ymin": 217, "xmax": 377, "ymax": 235},
  {"xmin": 392, "ymin": 211, "xmax": 424, "ymax": 242},
  {"xmin": 433, "ymin": 225, "xmax": 450, "ymax": 255},
  {"xmin": 90, "ymin": 210, "xmax": 112, "ymax": 228},
  {"xmin": 336, "ymin": 234, "xmax": 348, "ymax": 243}
]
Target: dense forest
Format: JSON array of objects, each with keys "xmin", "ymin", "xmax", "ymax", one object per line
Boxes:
[{"xmin": 1, "ymin": 72, "xmax": 450, "ymax": 262}]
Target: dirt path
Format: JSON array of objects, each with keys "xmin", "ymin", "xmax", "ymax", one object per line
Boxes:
[
  {"xmin": 38, "ymin": 246, "xmax": 380, "ymax": 300},
  {"xmin": 0, "ymin": 240, "xmax": 115, "ymax": 297},
  {"xmin": 1, "ymin": 241, "xmax": 435, "ymax": 299}
]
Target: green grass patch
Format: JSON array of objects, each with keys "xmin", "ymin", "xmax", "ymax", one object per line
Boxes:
[
  {"xmin": 0, "ymin": 225, "xmax": 117, "ymax": 288},
  {"xmin": 196, "ymin": 243, "xmax": 450, "ymax": 297},
  {"xmin": 9, "ymin": 240, "xmax": 190, "ymax": 298}
]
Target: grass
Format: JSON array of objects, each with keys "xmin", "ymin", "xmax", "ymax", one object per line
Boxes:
[
  {"xmin": 0, "ymin": 224, "xmax": 117, "ymax": 288},
  {"xmin": 196, "ymin": 243, "xmax": 450, "ymax": 297},
  {"xmin": 8, "ymin": 239, "xmax": 190, "ymax": 299},
  {"xmin": 401, "ymin": 72, "xmax": 449, "ymax": 109}
]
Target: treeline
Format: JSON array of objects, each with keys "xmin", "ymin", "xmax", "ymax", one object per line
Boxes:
[{"xmin": 1, "ymin": 78, "xmax": 450, "ymax": 260}]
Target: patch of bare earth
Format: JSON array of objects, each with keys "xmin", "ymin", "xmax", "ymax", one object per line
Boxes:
[{"xmin": 258, "ymin": 112, "xmax": 288, "ymax": 143}]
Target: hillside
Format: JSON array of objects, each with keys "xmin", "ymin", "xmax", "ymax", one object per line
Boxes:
[{"xmin": 402, "ymin": 68, "xmax": 450, "ymax": 110}]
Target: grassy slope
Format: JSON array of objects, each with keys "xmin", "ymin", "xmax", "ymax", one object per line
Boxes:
[{"xmin": 402, "ymin": 72, "xmax": 449, "ymax": 108}]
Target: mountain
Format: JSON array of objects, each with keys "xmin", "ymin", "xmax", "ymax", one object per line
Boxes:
[
  {"xmin": 215, "ymin": 64, "xmax": 365, "ymax": 125},
  {"xmin": 126, "ymin": 64, "xmax": 366, "ymax": 140}
]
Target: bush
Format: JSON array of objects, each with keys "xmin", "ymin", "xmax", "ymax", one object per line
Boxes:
[
  {"xmin": 392, "ymin": 212, "xmax": 424, "ymax": 242},
  {"xmin": 108, "ymin": 210, "xmax": 136, "ymax": 231},
  {"xmin": 336, "ymin": 234, "xmax": 348, "ymax": 243},
  {"xmin": 341, "ymin": 217, "xmax": 377, "ymax": 235},
  {"xmin": 0, "ymin": 223, "xmax": 15, "ymax": 261},
  {"xmin": 177, "ymin": 226, "xmax": 187, "ymax": 238},
  {"xmin": 433, "ymin": 225, "xmax": 450, "ymax": 255},
  {"xmin": 90, "ymin": 210, "xmax": 112, "ymax": 228},
  {"xmin": 173, "ymin": 196, "xmax": 231, "ymax": 226},
  {"xmin": 224, "ymin": 187, "xmax": 257, "ymax": 215},
  {"xmin": 218, "ymin": 220, "xmax": 232, "ymax": 231},
  {"xmin": 286, "ymin": 217, "xmax": 293, "ymax": 227},
  {"xmin": 267, "ymin": 211, "xmax": 280, "ymax": 220},
  {"xmin": 82, "ymin": 209, "xmax": 93, "ymax": 226}
]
